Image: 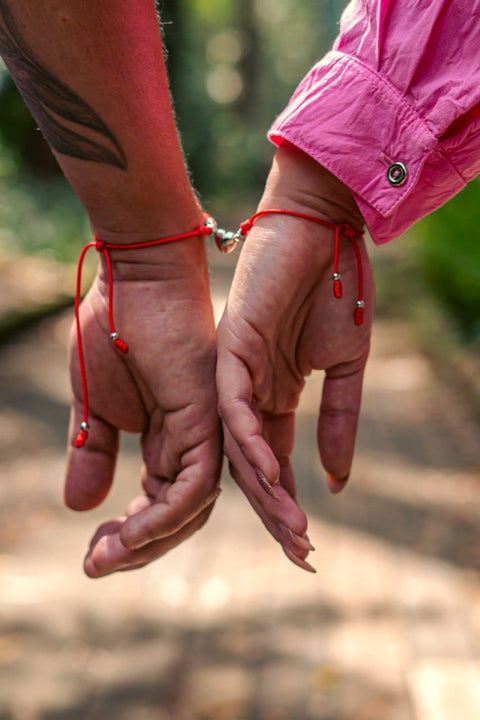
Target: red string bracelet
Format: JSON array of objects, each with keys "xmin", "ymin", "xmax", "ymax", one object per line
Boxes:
[
  {"xmin": 74, "ymin": 210, "xmax": 365, "ymax": 449},
  {"xmin": 73, "ymin": 218, "xmax": 214, "ymax": 448},
  {"xmin": 233, "ymin": 209, "xmax": 365, "ymax": 325}
]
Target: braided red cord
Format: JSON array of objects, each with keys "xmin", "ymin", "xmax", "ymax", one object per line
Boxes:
[
  {"xmin": 349, "ymin": 235, "xmax": 365, "ymax": 326},
  {"xmin": 74, "ymin": 221, "xmax": 213, "ymax": 448}
]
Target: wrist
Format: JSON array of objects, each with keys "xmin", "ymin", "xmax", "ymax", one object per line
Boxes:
[
  {"xmin": 88, "ymin": 200, "xmax": 209, "ymax": 273},
  {"xmin": 89, "ymin": 194, "xmax": 204, "ymax": 247},
  {"xmin": 261, "ymin": 141, "xmax": 364, "ymax": 230}
]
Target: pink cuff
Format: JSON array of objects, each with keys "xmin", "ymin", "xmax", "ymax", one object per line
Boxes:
[{"xmin": 269, "ymin": 51, "xmax": 466, "ymax": 244}]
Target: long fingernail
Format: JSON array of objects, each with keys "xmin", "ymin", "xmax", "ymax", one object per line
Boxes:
[
  {"xmin": 287, "ymin": 529, "xmax": 315, "ymax": 552},
  {"xmin": 327, "ymin": 473, "xmax": 350, "ymax": 494},
  {"xmin": 284, "ymin": 545, "xmax": 317, "ymax": 574},
  {"xmin": 255, "ymin": 468, "xmax": 280, "ymax": 502}
]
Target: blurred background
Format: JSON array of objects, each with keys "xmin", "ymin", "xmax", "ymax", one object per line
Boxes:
[{"xmin": 0, "ymin": 1, "xmax": 479, "ymax": 718}]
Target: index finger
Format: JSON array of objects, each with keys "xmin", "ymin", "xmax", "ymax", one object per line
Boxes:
[
  {"xmin": 216, "ymin": 347, "xmax": 280, "ymax": 487},
  {"xmin": 119, "ymin": 443, "xmax": 221, "ymax": 550}
]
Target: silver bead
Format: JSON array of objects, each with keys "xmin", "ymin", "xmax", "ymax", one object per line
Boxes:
[
  {"xmin": 214, "ymin": 228, "xmax": 226, "ymax": 253},
  {"xmin": 332, "ymin": 272, "xmax": 341, "ymax": 281},
  {"xmin": 356, "ymin": 300, "xmax": 365, "ymax": 308},
  {"xmin": 80, "ymin": 421, "xmax": 90, "ymax": 430},
  {"xmin": 217, "ymin": 230, "xmax": 238, "ymax": 254},
  {"xmin": 204, "ymin": 216, "xmax": 218, "ymax": 234},
  {"xmin": 110, "ymin": 332, "xmax": 118, "ymax": 341}
]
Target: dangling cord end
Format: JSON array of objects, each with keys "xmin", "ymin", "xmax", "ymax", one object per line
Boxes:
[
  {"xmin": 349, "ymin": 235, "xmax": 365, "ymax": 326},
  {"xmin": 354, "ymin": 301, "xmax": 365, "ymax": 326},
  {"xmin": 333, "ymin": 273, "xmax": 343, "ymax": 299},
  {"xmin": 75, "ymin": 421, "xmax": 89, "ymax": 448},
  {"xmin": 74, "ymin": 241, "xmax": 96, "ymax": 449},
  {"xmin": 332, "ymin": 225, "xmax": 343, "ymax": 298},
  {"xmin": 102, "ymin": 247, "xmax": 129, "ymax": 354},
  {"xmin": 110, "ymin": 332, "xmax": 128, "ymax": 354}
]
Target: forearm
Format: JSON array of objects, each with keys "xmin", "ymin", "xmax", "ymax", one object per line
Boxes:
[{"xmin": 0, "ymin": 0, "xmax": 201, "ymax": 242}]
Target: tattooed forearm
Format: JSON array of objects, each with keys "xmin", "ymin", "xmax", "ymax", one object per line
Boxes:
[{"xmin": 0, "ymin": 0, "xmax": 127, "ymax": 169}]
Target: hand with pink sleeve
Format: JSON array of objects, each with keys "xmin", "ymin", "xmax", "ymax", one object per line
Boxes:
[
  {"xmin": 216, "ymin": 142, "xmax": 374, "ymax": 572},
  {"xmin": 216, "ymin": 0, "xmax": 480, "ymax": 571}
]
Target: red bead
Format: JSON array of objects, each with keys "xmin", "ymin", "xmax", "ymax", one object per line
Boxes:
[
  {"xmin": 354, "ymin": 306, "xmax": 365, "ymax": 326},
  {"xmin": 75, "ymin": 429, "xmax": 88, "ymax": 448},
  {"xmin": 114, "ymin": 338, "xmax": 129, "ymax": 354},
  {"xmin": 333, "ymin": 279, "xmax": 343, "ymax": 299}
]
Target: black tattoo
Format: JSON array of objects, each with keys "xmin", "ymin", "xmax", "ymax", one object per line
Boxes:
[{"xmin": 0, "ymin": 1, "xmax": 127, "ymax": 169}]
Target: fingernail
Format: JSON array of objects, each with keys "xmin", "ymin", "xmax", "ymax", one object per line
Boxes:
[
  {"xmin": 287, "ymin": 528, "xmax": 315, "ymax": 552},
  {"xmin": 327, "ymin": 473, "xmax": 350, "ymax": 494},
  {"xmin": 255, "ymin": 468, "xmax": 280, "ymax": 502},
  {"xmin": 302, "ymin": 561, "xmax": 317, "ymax": 574}
]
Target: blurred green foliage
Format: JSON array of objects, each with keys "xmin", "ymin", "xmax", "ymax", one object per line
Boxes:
[
  {"xmin": 160, "ymin": 0, "xmax": 342, "ymax": 216},
  {"xmin": 414, "ymin": 178, "xmax": 480, "ymax": 343},
  {"xmin": 0, "ymin": 61, "xmax": 88, "ymax": 263},
  {"xmin": 0, "ymin": 74, "xmax": 61, "ymax": 176}
]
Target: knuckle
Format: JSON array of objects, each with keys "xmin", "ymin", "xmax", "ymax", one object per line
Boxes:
[{"xmin": 217, "ymin": 396, "xmax": 242, "ymax": 422}]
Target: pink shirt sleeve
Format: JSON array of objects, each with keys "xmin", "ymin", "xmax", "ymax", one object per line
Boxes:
[{"xmin": 268, "ymin": 0, "xmax": 480, "ymax": 244}]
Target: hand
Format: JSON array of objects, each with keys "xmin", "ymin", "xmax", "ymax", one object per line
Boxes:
[
  {"xmin": 65, "ymin": 233, "xmax": 222, "ymax": 577},
  {"xmin": 216, "ymin": 142, "xmax": 374, "ymax": 572}
]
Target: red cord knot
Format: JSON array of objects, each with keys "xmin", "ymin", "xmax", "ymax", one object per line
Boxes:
[
  {"xmin": 198, "ymin": 224, "xmax": 212, "ymax": 236},
  {"xmin": 110, "ymin": 332, "xmax": 129, "ymax": 354},
  {"xmin": 74, "ymin": 422, "xmax": 89, "ymax": 448},
  {"xmin": 332, "ymin": 272, "xmax": 343, "ymax": 299},
  {"xmin": 239, "ymin": 219, "xmax": 254, "ymax": 236},
  {"xmin": 339, "ymin": 223, "xmax": 358, "ymax": 242},
  {"xmin": 354, "ymin": 300, "xmax": 365, "ymax": 326},
  {"xmin": 94, "ymin": 236, "xmax": 107, "ymax": 252}
]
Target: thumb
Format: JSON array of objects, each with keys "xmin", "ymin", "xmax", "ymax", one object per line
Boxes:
[{"xmin": 216, "ymin": 346, "xmax": 280, "ymax": 488}]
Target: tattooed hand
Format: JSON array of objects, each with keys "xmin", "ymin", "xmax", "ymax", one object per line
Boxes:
[
  {"xmin": 0, "ymin": 0, "xmax": 223, "ymax": 575},
  {"xmin": 66, "ymin": 235, "xmax": 222, "ymax": 577}
]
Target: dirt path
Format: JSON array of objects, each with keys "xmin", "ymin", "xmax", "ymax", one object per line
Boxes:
[{"xmin": 0, "ymin": 282, "xmax": 479, "ymax": 720}]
